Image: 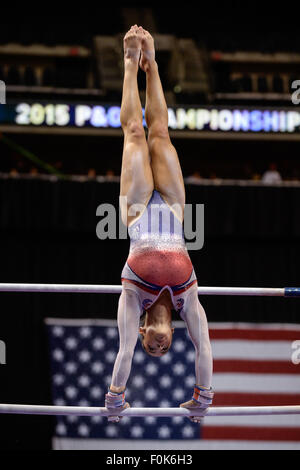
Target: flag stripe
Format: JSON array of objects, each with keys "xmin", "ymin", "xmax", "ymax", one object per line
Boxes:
[
  {"xmin": 213, "ymin": 393, "xmax": 300, "ymax": 407},
  {"xmin": 210, "ymin": 329, "xmax": 300, "ymax": 341},
  {"xmin": 52, "ymin": 438, "xmax": 300, "ymax": 450},
  {"xmin": 203, "ymin": 414, "xmax": 300, "ymax": 428},
  {"xmin": 213, "ymin": 373, "xmax": 300, "ymax": 393},
  {"xmin": 211, "ymin": 340, "xmax": 295, "ymax": 360},
  {"xmin": 209, "ymin": 322, "xmax": 300, "ymax": 331},
  {"xmin": 202, "ymin": 426, "xmax": 300, "ymax": 441},
  {"xmin": 213, "ymin": 359, "xmax": 299, "ymax": 374}
]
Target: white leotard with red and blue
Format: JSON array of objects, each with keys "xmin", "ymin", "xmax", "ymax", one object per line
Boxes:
[{"xmin": 121, "ymin": 190, "xmax": 197, "ymax": 315}]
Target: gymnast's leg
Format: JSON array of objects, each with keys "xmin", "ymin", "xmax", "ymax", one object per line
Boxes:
[
  {"xmin": 119, "ymin": 25, "xmax": 154, "ymax": 226},
  {"xmin": 140, "ymin": 29, "xmax": 185, "ymax": 221}
]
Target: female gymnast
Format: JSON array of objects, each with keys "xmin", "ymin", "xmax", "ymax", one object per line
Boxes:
[{"xmin": 105, "ymin": 26, "xmax": 213, "ymax": 423}]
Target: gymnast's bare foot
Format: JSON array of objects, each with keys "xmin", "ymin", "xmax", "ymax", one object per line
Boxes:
[
  {"xmin": 123, "ymin": 25, "xmax": 143, "ymax": 64},
  {"xmin": 139, "ymin": 28, "xmax": 156, "ymax": 72}
]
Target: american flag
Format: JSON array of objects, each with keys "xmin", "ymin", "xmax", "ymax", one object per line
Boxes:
[{"xmin": 46, "ymin": 319, "xmax": 300, "ymax": 450}]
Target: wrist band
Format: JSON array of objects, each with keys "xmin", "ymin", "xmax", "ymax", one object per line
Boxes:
[
  {"xmin": 192, "ymin": 385, "xmax": 214, "ymax": 404},
  {"xmin": 195, "ymin": 384, "xmax": 212, "ymax": 392},
  {"xmin": 105, "ymin": 389, "xmax": 126, "ymax": 408}
]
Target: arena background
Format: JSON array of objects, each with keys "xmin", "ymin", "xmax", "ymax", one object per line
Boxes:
[{"xmin": 0, "ymin": 7, "xmax": 299, "ymax": 450}]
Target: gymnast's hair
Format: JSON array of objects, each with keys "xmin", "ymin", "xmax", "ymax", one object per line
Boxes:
[{"xmin": 139, "ymin": 309, "xmax": 176, "ymax": 354}]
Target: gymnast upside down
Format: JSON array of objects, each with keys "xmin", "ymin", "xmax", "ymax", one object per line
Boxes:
[{"xmin": 105, "ymin": 26, "xmax": 213, "ymax": 422}]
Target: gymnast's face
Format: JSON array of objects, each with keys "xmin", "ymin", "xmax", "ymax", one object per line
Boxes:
[{"xmin": 139, "ymin": 324, "xmax": 174, "ymax": 357}]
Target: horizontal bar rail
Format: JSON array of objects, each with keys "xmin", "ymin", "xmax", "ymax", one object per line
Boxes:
[
  {"xmin": 0, "ymin": 404, "xmax": 299, "ymax": 417},
  {"xmin": 0, "ymin": 283, "xmax": 299, "ymax": 297}
]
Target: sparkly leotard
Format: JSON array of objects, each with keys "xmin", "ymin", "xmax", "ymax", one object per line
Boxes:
[{"xmin": 121, "ymin": 190, "xmax": 197, "ymax": 314}]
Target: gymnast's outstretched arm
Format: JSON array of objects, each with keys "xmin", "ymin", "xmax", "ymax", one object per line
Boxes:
[
  {"xmin": 179, "ymin": 286, "xmax": 214, "ymax": 422},
  {"xmin": 105, "ymin": 287, "xmax": 142, "ymax": 422},
  {"xmin": 110, "ymin": 288, "xmax": 142, "ymax": 392},
  {"xmin": 180, "ymin": 286, "xmax": 213, "ymax": 388}
]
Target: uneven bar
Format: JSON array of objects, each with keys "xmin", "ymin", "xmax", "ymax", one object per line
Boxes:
[
  {"xmin": 0, "ymin": 283, "xmax": 122, "ymax": 294},
  {"xmin": 0, "ymin": 283, "xmax": 296, "ymax": 296},
  {"xmin": 0, "ymin": 404, "xmax": 299, "ymax": 417}
]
